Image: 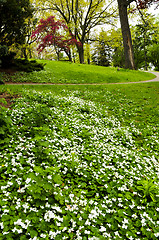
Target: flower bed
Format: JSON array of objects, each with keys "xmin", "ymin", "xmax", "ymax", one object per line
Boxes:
[{"xmin": 0, "ymin": 90, "xmax": 158, "ymax": 239}]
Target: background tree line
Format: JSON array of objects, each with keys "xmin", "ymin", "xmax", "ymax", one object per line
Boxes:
[{"xmin": 0, "ymin": 0, "xmax": 159, "ymax": 70}]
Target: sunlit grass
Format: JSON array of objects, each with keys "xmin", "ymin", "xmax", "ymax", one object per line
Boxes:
[{"xmin": 1, "ymin": 60, "xmax": 155, "ymax": 83}]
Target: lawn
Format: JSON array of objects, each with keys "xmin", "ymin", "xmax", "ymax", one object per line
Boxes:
[
  {"xmin": 0, "ymin": 60, "xmax": 156, "ymax": 84},
  {"xmin": 0, "ymin": 80, "xmax": 159, "ymax": 239}
]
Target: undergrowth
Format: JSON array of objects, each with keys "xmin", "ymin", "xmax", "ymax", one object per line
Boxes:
[{"xmin": 0, "ymin": 89, "xmax": 158, "ymax": 239}]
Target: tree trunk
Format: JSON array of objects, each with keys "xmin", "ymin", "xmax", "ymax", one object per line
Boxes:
[
  {"xmin": 117, "ymin": 0, "xmax": 135, "ymax": 69},
  {"xmin": 65, "ymin": 49, "xmax": 72, "ymax": 62},
  {"xmin": 143, "ymin": 35, "xmax": 148, "ymax": 70},
  {"xmin": 21, "ymin": 47, "xmax": 28, "ymax": 59},
  {"xmin": 28, "ymin": 46, "xmax": 32, "ymax": 59},
  {"xmin": 76, "ymin": 44, "xmax": 84, "ymax": 63}
]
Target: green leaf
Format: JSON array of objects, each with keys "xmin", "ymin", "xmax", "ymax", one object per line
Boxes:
[
  {"xmin": 34, "ymin": 166, "xmax": 44, "ymax": 174},
  {"xmin": 30, "ymin": 229, "xmax": 38, "ymax": 238},
  {"xmin": 53, "ymin": 174, "xmax": 62, "ymax": 184}
]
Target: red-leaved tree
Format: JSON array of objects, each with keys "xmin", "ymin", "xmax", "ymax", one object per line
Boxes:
[{"xmin": 32, "ymin": 16, "xmax": 80, "ymax": 61}]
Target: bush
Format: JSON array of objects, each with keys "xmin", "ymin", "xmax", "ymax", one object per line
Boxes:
[
  {"xmin": 0, "ymin": 45, "xmax": 16, "ymax": 69},
  {"xmin": 0, "ymin": 45, "xmax": 8, "ymax": 58},
  {"xmin": 0, "ymin": 44, "xmax": 45, "ymax": 72},
  {"xmin": 0, "ymin": 51, "xmax": 16, "ymax": 68},
  {"xmin": 14, "ymin": 59, "xmax": 45, "ymax": 72},
  {"xmin": 112, "ymin": 47, "xmax": 125, "ymax": 68}
]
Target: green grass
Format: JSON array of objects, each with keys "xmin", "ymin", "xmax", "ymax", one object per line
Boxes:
[
  {"xmin": 1, "ymin": 82, "xmax": 159, "ymax": 149},
  {"xmin": 0, "ymin": 74, "xmax": 159, "ymax": 239},
  {"xmin": 0, "ymin": 84, "xmax": 158, "ymax": 239},
  {"xmin": 1, "ymin": 60, "xmax": 156, "ymax": 83},
  {"xmin": 1, "ymin": 82, "xmax": 159, "ymax": 126}
]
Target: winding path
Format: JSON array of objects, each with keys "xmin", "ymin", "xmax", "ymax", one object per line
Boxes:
[
  {"xmin": 111, "ymin": 71, "xmax": 159, "ymax": 84},
  {"xmin": 5, "ymin": 71, "xmax": 159, "ymax": 85}
]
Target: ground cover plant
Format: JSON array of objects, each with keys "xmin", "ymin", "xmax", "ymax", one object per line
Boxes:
[
  {"xmin": 0, "ymin": 84, "xmax": 159, "ymax": 239},
  {"xmin": 0, "ymin": 60, "xmax": 155, "ymax": 84}
]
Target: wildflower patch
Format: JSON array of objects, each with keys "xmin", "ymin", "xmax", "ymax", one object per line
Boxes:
[{"xmin": 0, "ymin": 90, "xmax": 158, "ymax": 239}]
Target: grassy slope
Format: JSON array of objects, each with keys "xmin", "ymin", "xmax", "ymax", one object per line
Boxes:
[
  {"xmin": 1, "ymin": 60, "xmax": 156, "ymax": 83},
  {"xmin": 2, "ymin": 81, "xmax": 159, "ymax": 148},
  {"xmin": 0, "ymin": 83, "xmax": 159, "ymax": 239},
  {"xmin": 1, "ymin": 82, "xmax": 159, "ymax": 127},
  {"xmin": 0, "ymin": 80, "xmax": 159, "ymax": 239},
  {"xmin": 42, "ymin": 60, "xmax": 155, "ymax": 83}
]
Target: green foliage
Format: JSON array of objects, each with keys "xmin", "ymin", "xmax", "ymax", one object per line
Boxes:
[
  {"xmin": 92, "ymin": 31, "xmax": 111, "ymax": 67},
  {"xmin": 14, "ymin": 59, "xmax": 45, "ymax": 72},
  {"xmin": 0, "ymin": 56, "xmax": 45, "ymax": 72},
  {"xmin": 0, "ymin": 104, "xmax": 12, "ymax": 147},
  {"xmin": 92, "ymin": 42, "xmax": 111, "ymax": 67},
  {"xmin": 0, "ymin": 45, "xmax": 8, "ymax": 57},
  {"xmin": 0, "ymin": 0, "xmax": 33, "ymax": 46},
  {"xmin": 132, "ymin": 14, "xmax": 159, "ymax": 70},
  {"xmin": 137, "ymin": 178, "xmax": 159, "ymax": 202},
  {"xmin": 112, "ymin": 47, "xmax": 125, "ymax": 68},
  {"xmin": 0, "ymin": 76, "xmax": 4, "ymax": 85},
  {"xmin": 148, "ymin": 44, "xmax": 159, "ymax": 71},
  {"xmin": 0, "ymin": 51, "xmax": 16, "ymax": 68},
  {"xmin": 0, "ymin": 87, "xmax": 158, "ymax": 239}
]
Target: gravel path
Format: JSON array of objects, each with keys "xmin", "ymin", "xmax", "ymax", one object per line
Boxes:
[{"xmin": 5, "ymin": 71, "xmax": 159, "ymax": 85}]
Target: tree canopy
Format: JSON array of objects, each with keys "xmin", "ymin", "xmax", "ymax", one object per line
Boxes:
[
  {"xmin": 32, "ymin": 16, "xmax": 80, "ymax": 61},
  {"xmin": 33, "ymin": 0, "xmax": 117, "ymax": 63},
  {"xmin": 0, "ymin": 0, "xmax": 33, "ymax": 46}
]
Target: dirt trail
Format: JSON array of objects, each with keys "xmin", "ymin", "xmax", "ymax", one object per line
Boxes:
[{"xmin": 4, "ymin": 71, "xmax": 159, "ymax": 85}]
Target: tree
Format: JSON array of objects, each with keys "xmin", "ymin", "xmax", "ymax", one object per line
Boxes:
[
  {"xmin": 92, "ymin": 30, "xmax": 112, "ymax": 66},
  {"xmin": 0, "ymin": 0, "xmax": 33, "ymax": 46},
  {"xmin": 34, "ymin": 0, "xmax": 117, "ymax": 63},
  {"xmin": 106, "ymin": 28, "xmax": 124, "ymax": 67},
  {"xmin": 92, "ymin": 28, "xmax": 125, "ymax": 67},
  {"xmin": 148, "ymin": 43, "xmax": 159, "ymax": 70},
  {"xmin": 21, "ymin": 17, "xmax": 39, "ymax": 59},
  {"xmin": 117, "ymin": 0, "xmax": 159, "ymax": 69},
  {"xmin": 130, "ymin": 13, "xmax": 159, "ymax": 69},
  {"xmin": 117, "ymin": 0, "xmax": 135, "ymax": 69},
  {"xmin": 132, "ymin": 14, "xmax": 158, "ymax": 70},
  {"xmin": 32, "ymin": 16, "xmax": 80, "ymax": 61}
]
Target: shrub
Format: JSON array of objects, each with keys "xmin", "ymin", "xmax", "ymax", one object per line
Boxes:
[
  {"xmin": 1, "ymin": 52, "xmax": 16, "ymax": 68},
  {"xmin": 0, "ymin": 44, "xmax": 45, "ymax": 72},
  {"xmin": 0, "ymin": 45, "xmax": 8, "ymax": 58},
  {"xmin": 14, "ymin": 59, "xmax": 45, "ymax": 72}
]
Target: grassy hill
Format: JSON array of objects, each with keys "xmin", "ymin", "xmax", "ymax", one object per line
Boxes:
[
  {"xmin": 0, "ymin": 82, "xmax": 159, "ymax": 239},
  {"xmin": 0, "ymin": 63, "xmax": 158, "ymax": 239},
  {"xmin": 1, "ymin": 60, "xmax": 155, "ymax": 84}
]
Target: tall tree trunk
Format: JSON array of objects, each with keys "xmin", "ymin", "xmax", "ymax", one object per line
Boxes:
[
  {"xmin": 117, "ymin": 0, "xmax": 135, "ymax": 69},
  {"xmin": 143, "ymin": 35, "xmax": 148, "ymax": 70},
  {"xmin": 86, "ymin": 41, "xmax": 90, "ymax": 64},
  {"xmin": 87, "ymin": 57, "xmax": 90, "ymax": 64},
  {"xmin": 76, "ymin": 44, "xmax": 84, "ymax": 63},
  {"xmin": 28, "ymin": 46, "xmax": 32, "ymax": 59}
]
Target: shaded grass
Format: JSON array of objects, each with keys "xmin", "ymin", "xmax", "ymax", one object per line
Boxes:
[
  {"xmin": 1, "ymin": 60, "xmax": 155, "ymax": 84},
  {"xmin": 1, "ymin": 82, "xmax": 159, "ymax": 127}
]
